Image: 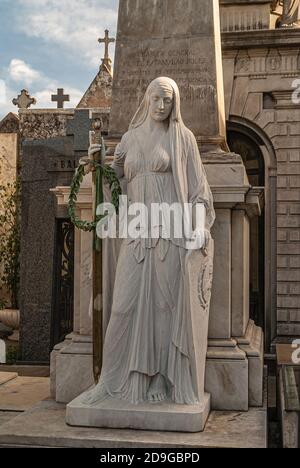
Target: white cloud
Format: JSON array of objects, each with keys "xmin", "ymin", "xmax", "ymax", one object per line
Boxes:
[
  {"xmin": 8, "ymin": 59, "xmax": 42, "ymax": 86},
  {"xmin": 0, "ymin": 59, "xmax": 83, "ymax": 120},
  {"xmin": 14, "ymin": 0, "xmax": 118, "ymax": 69}
]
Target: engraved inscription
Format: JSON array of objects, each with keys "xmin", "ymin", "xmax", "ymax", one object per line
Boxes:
[{"xmin": 116, "ymin": 46, "xmax": 216, "ymax": 110}]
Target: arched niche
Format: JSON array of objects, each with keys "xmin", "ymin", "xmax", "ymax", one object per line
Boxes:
[{"xmin": 227, "ymin": 117, "xmax": 277, "ymax": 351}]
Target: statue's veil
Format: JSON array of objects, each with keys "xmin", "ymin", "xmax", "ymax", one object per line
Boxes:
[{"xmin": 129, "ymin": 77, "xmax": 215, "ymax": 230}]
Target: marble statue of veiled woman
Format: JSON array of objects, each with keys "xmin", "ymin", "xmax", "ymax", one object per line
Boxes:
[{"xmin": 85, "ymin": 77, "xmax": 215, "ymax": 406}]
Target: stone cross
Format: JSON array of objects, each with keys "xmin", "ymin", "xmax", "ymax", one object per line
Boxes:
[
  {"xmin": 98, "ymin": 29, "xmax": 115, "ymax": 73},
  {"xmin": 98, "ymin": 29, "xmax": 115, "ymax": 60},
  {"xmin": 51, "ymin": 88, "xmax": 70, "ymax": 109},
  {"xmin": 12, "ymin": 89, "xmax": 36, "ymax": 109},
  {"xmin": 67, "ymin": 109, "xmax": 93, "ymax": 153}
]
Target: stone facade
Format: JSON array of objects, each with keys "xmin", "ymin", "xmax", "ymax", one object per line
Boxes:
[{"xmin": 222, "ymin": 27, "xmax": 300, "ymax": 347}]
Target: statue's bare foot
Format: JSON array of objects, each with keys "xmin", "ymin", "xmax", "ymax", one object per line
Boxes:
[{"xmin": 147, "ymin": 374, "xmax": 168, "ymax": 403}]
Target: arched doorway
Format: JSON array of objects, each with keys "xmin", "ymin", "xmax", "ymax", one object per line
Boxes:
[
  {"xmin": 227, "ymin": 118, "xmax": 277, "ymax": 351},
  {"xmin": 227, "ymin": 131, "xmax": 265, "ymax": 330}
]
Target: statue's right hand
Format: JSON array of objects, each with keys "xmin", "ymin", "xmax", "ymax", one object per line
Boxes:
[
  {"xmin": 79, "ymin": 144, "xmax": 103, "ymax": 175},
  {"xmin": 88, "ymin": 144, "xmax": 102, "ymax": 159}
]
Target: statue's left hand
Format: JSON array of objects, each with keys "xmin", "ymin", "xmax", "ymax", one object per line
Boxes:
[{"xmin": 187, "ymin": 228, "xmax": 211, "ymax": 251}]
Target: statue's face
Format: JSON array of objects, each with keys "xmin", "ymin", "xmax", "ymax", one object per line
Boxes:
[{"xmin": 149, "ymin": 86, "xmax": 174, "ymax": 122}]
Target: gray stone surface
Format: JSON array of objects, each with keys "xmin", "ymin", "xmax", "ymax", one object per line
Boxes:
[{"xmin": 0, "ymin": 400, "xmax": 267, "ymax": 448}]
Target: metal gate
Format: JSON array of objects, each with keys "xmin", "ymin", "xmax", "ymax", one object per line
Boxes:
[{"xmin": 51, "ymin": 219, "xmax": 74, "ymax": 348}]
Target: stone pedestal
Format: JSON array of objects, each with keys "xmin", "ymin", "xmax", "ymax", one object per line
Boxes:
[{"xmin": 66, "ymin": 394, "xmax": 211, "ymax": 433}]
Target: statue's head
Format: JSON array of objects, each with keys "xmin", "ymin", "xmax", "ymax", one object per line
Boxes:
[
  {"xmin": 130, "ymin": 76, "xmax": 182, "ymax": 130},
  {"xmin": 147, "ymin": 77, "xmax": 174, "ymax": 122}
]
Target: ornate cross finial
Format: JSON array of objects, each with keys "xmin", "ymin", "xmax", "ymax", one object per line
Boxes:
[
  {"xmin": 12, "ymin": 89, "xmax": 36, "ymax": 109},
  {"xmin": 51, "ymin": 88, "xmax": 70, "ymax": 109},
  {"xmin": 98, "ymin": 29, "xmax": 115, "ymax": 73}
]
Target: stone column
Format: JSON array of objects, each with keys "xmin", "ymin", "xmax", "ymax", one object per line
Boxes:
[
  {"xmin": 50, "ymin": 180, "xmax": 94, "ymax": 404},
  {"xmin": 204, "ymin": 154, "xmax": 265, "ymax": 411}
]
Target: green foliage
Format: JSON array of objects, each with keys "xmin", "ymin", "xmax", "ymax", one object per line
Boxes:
[
  {"xmin": 68, "ymin": 162, "xmax": 122, "ymax": 233},
  {"xmin": 0, "ymin": 169, "xmax": 20, "ymax": 309}
]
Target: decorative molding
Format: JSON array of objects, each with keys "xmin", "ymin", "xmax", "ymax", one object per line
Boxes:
[
  {"xmin": 231, "ymin": 47, "xmax": 300, "ymax": 77},
  {"xmin": 220, "ymin": 1, "xmax": 271, "ymax": 32},
  {"xmin": 222, "ymin": 28, "xmax": 300, "ymax": 49},
  {"xmin": 272, "ymin": 89, "xmax": 300, "ymax": 108}
]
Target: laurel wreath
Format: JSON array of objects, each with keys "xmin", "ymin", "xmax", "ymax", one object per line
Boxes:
[{"xmin": 68, "ymin": 162, "xmax": 122, "ymax": 233}]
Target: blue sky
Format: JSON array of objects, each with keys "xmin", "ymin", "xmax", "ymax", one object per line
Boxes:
[{"xmin": 0, "ymin": 0, "xmax": 119, "ymax": 120}]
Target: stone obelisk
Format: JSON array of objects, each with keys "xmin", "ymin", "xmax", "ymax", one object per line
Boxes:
[{"xmin": 109, "ymin": 0, "xmax": 226, "ymax": 152}]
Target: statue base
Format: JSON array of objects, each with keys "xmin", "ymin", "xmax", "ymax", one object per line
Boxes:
[{"xmin": 66, "ymin": 393, "xmax": 211, "ymax": 433}]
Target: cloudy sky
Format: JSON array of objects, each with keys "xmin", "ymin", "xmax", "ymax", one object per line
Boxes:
[{"xmin": 0, "ymin": 0, "xmax": 119, "ymax": 120}]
